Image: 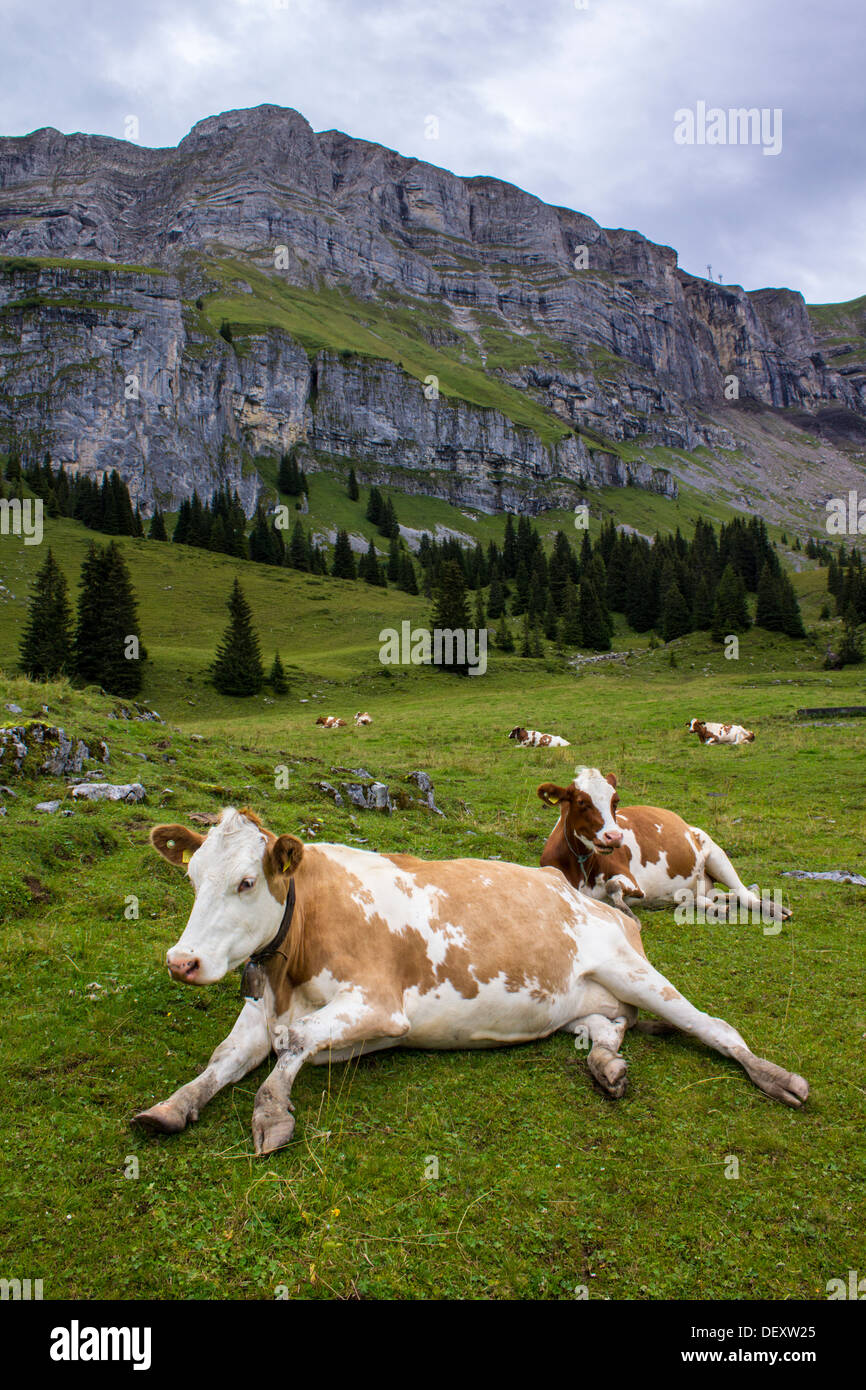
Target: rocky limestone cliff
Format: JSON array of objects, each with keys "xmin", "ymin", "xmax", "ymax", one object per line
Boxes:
[{"xmin": 0, "ymin": 104, "xmax": 863, "ymax": 515}]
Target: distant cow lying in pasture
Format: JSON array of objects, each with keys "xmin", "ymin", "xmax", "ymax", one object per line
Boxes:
[
  {"xmin": 132, "ymin": 808, "xmax": 807, "ymax": 1154},
  {"xmin": 509, "ymin": 726, "xmax": 570, "ymax": 748},
  {"xmin": 315, "ymin": 715, "xmax": 346, "ymax": 728},
  {"xmin": 354, "ymin": 711, "xmax": 372, "ymax": 725},
  {"xmin": 688, "ymin": 719, "xmax": 755, "ymax": 745},
  {"xmin": 538, "ymin": 767, "xmax": 790, "ymax": 924}
]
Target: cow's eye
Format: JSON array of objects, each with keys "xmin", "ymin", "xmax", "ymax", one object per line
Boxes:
[{"xmin": 238, "ymin": 877, "xmax": 256, "ymax": 893}]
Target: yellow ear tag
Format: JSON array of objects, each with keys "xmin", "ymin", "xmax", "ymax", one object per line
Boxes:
[{"xmin": 182, "ymin": 849, "xmax": 191, "ymax": 864}]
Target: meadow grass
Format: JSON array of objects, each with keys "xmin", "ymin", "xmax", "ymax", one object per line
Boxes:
[{"xmin": 0, "ymin": 507, "xmax": 863, "ymax": 1301}]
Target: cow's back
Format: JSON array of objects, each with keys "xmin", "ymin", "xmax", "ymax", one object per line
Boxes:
[{"xmin": 290, "ymin": 845, "xmax": 627, "ymax": 1046}]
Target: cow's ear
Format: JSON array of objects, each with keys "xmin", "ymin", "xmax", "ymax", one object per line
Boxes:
[
  {"xmin": 266, "ymin": 834, "xmax": 304, "ymax": 879},
  {"xmin": 150, "ymin": 824, "xmax": 205, "ymax": 866},
  {"xmin": 606, "ymin": 773, "xmax": 618, "ymax": 789},
  {"xmin": 537, "ymin": 783, "xmax": 572, "ymax": 807}
]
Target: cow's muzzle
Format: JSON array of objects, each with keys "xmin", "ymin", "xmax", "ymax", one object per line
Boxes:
[
  {"xmin": 595, "ymin": 831, "xmax": 623, "ymax": 852},
  {"xmin": 166, "ymin": 952, "xmax": 202, "ymax": 983}
]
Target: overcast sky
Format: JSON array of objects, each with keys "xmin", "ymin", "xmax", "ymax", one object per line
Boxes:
[{"xmin": 2, "ymin": 0, "xmax": 863, "ymax": 303}]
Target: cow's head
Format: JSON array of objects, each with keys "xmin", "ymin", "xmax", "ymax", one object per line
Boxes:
[
  {"xmin": 537, "ymin": 766, "xmax": 623, "ymax": 854},
  {"xmin": 687, "ymin": 719, "xmax": 707, "ymax": 735},
  {"xmin": 508, "ymin": 726, "xmax": 527, "ymax": 741},
  {"xmin": 150, "ymin": 808, "xmax": 303, "ymax": 985}
]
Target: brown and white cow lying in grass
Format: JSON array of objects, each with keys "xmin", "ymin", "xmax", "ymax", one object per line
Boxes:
[
  {"xmin": 315, "ymin": 715, "xmax": 346, "ymax": 728},
  {"xmin": 688, "ymin": 719, "xmax": 755, "ymax": 745},
  {"xmin": 354, "ymin": 711, "xmax": 372, "ymax": 726},
  {"xmin": 132, "ymin": 808, "xmax": 807, "ymax": 1154},
  {"xmin": 509, "ymin": 726, "xmax": 570, "ymax": 748},
  {"xmin": 538, "ymin": 767, "xmax": 790, "ymax": 924}
]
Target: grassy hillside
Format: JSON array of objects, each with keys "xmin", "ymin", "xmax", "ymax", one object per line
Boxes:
[{"xmin": 0, "ymin": 495, "xmax": 863, "ymax": 1301}]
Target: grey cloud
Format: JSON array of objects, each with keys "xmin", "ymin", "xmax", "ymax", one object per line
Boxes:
[{"xmin": 0, "ymin": 0, "xmax": 863, "ymax": 301}]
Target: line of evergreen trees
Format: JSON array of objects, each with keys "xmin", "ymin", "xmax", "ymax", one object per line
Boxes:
[
  {"xmin": 404, "ymin": 511, "xmax": 805, "ymax": 653},
  {"xmin": 9, "ymin": 455, "xmax": 145, "ymax": 537},
  {"xmin": 19, "ymin": 543, "xmax": 144, "ymax": 696}
]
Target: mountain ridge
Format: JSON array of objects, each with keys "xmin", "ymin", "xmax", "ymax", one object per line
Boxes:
[{"xmin": 1, "ymin": 103, "xmax": 864, "ymax": 524}]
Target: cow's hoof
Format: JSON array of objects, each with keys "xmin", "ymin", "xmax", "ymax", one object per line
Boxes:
[
  {"xmin": 131, "ymin": 1102, "xmax": 188, "ymax": 1135},
  {"xmin": 252, "ymin": 1110, "xmax": 296, "ymax": 1156},
  {"xmin": 739, "ymin": 1052, "xmax": 810, "ymax": 1108},
  {"xmin": 589, "ymin": 1052, "xmax": 628, "ymax": 1099}
]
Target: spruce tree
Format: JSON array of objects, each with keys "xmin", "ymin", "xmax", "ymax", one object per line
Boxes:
[
  {"xmin": 662, "ymin": 582, "xmax": 692, "ymax": 643},
  {"xmin": 288, "ymin": 520, "xmax": 310, "ymax": 571},
  {"xmin": 779, "ymin": 573, "xmax": 806, "ymax": 638},
  {"xmin": 73, "ymin": 542, "xmax": 143, "ymax": 696},
  {"xmin": 692, "ymin": 573, "xmax": 714, "ymax": 630},
  {"xmin": 365, "ymin": 486, "xmax": 383, "ymax": 526},
  {"xmin": 579, "ymin": 578, "xmax": 612, "ymax": 651},
  {"xmin": 211, "ymin": 579, "xmax": 264, "ymax": 696},
  {"xmin": 149, "ymin": 509, "xmax": 168, "ymax": 541},
  {"xmin": 331, "ymin": 529, "xmax": 357, "ymax": 579},
  {"xmin": 19, "ymin": 548, "xmax": 73, "ymax": 679},
  {"xmin": 487, "ymin": 575, "xmax": 505, "ymax": 620},
  {"xmin": 711, "ymin": 563, "xmax": 750, "ymax": 641},
  {"xmin": 561, "ymin": 576, "xmax": 582, "ymax": 645},
  {"xmin": 431, "ymin": 560, "xmax": 470, "ymax": 674},
  {"xmin": 755, "ymin": 562, "xmax": 784, "ymax": 631},
  {"xmin": 495, "ymin": 611, "xmax": 514, "ymax": 652},
  {"xmin": 347, "ymin": 468, "xmax": 359, "ymax": 501},
  {"xmin": 269, "ymin": 652, "xmax": 289, "ymax": 695},
  {"xmin": 398, "ymin": 550, "xmax": 418, "ymax": 594}
]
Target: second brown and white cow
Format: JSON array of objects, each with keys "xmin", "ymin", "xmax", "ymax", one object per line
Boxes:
[
  {"xmin": 354, "ymin": 711, "xmax": 372, "ymax": 726},
  {"xmin": 315, "ymin": 715, "xmax": 346, "ymax": 728},
  {"xmin": 132, "ymin": 808, "xmax": 807, "ymax": 1155},
  {"xmin": 538, "ymin": 767, "xmax": 790, "ymax": 923},
  {"xmin": 688, "ymin": 719, "xmax": 755, "ymax": 745},
  {"xmin": 509, "ymin": 726, "xmax": 570, "ymax": 748}
]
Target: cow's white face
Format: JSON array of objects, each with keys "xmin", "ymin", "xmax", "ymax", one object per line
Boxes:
[
  {"xmin": 570, "ymin": 767, "xmax": 623, "ymax": 852},
  {"xmin": 151, "ymin": 810, "xmax": 302, "ymax": 985}
]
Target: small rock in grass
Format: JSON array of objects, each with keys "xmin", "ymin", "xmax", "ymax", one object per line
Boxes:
[
  {"xmin": 70, "ymin": 782, "xmax": 147, "ymax": 804},
  {"xmin": 36, "ymin": 800, "xmax": 62, "ymax": 813}
]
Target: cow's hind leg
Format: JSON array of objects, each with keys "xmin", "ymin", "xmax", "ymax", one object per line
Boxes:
[
  {"xmin": 252, "ymin": 990, "xmax": 409, "ymax": 1155},
  {"xmin": 703, "ymin": 837, "xmax": 791, "ymax": 922},
  {"xmin": 569, "ymin": 1013, "xmax": 630, "ymax": 1098},
  {"xmin": 590, "ymin": 952, "xmax": 808, "ymax": 1107},
  {"xmin": 132, "ymin": 1000, "xmax": 270, "ymax": 1136}
]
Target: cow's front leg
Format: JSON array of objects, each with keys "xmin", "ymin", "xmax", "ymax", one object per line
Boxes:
[
  {"xmin": 132, "ymin": 1000, "xmax": 270, "ymax": 1136},
  {"xmin": 252, "ymin": 989, "xmax": 409, "ymax": 1155},
  {"xmin": 575, "ymin": 1013, "xmax": 630, "ymax": 1098},
  {"xmin": 606, "ymin": 875, "xmax": 643, "ymax": 922}
]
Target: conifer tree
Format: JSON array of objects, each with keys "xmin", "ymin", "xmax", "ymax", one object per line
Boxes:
[
  {"xmin": 487, "ymin": 574, "xmax": 505, "ymax": 619},
  {"xmin": 398, "ymin": 550, "xmax": 418, "ymax": 594},
  {"xmin": 560, "ymin": 576, "xmax": 582, "ymax": 645},
  {"xmin": 579, "ymin": 578, "xmax": 612, "ymax": 651},
  {"xmin": 269, "ymin": 652, "xmax": 289, "ymax": 695},
  {"xmin": 711, "ymin": 563, "xmax": 750, "ymax": 641},
  {"xmin": 662, "ymin": 581, "xmax": 692, "ymax": 642},
  {"xmin": 347, "ymin": 467, "xmax": 359, "ymax": 501},
  {"xmin": 331, "ymin": 529, "xmax": 357, "ymax": 579},
  {"xmin": 755, "ymin": 562, "xmax": 785, "ymax": 631},
  {"xmin": 148, "ymin": 509, "xmax": 168, "ymax": 541},
  {"xmin": 431, "ymin": 560, "xmax": 470, "ymax": 674},
  {"xmin": 73, "ymin": 542, "xmax": 143, "ymax": 696},
  {"xmin": 19, "ymin": 548, "xmax": 73, "ymax": 679},
  {"xmin": 288, "ymin": 519, "xmax": 310, "ymax": 571},
  {"xmin": 211, "ymin": 579, "xmax": 263, "ymax": 696},
  {"xmin": 365, "ymin": 486, "xmax": 383, "ymax": 526},
  {"xmin": 495, "ymin": 611, "xmax": 514, "ymax": 652}
]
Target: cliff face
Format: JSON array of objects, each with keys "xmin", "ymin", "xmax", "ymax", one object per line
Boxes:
[{"xmin": 0, "ymin": 104, "xmax": 862, "ymax": 514}]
